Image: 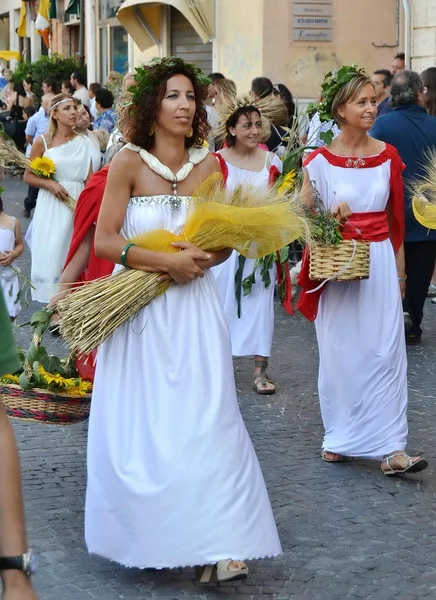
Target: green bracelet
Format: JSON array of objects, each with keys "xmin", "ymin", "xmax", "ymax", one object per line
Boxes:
[{"xmin": 120, "ymin": 242, "xmax": 137, "ymax": 268}]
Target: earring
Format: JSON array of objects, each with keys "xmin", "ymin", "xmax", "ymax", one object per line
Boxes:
[
  {"xmin": 149, "ymin": 125, "xmax": 155, "ymax": 136},
  {"xmin": 186, "ymin": 127, "xmax": 193, "ymax": 138}
]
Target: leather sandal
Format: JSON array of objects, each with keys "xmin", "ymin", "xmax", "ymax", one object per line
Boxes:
[
  {"xmin": 253, "ymin": 359, "xmax": 275, "ymax": 395},
  {"xmin": 381, "ymin": 451, "xmax": 428, "ymax": 476},
  {"xmin": 321, "ymin": 451, "xmax": 345, "ymax": 462},
  {"xmin": 196, "ymin": 559, "xmax": 248, "ymax": 584}
]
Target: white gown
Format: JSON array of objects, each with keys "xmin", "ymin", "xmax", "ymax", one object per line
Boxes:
[
  {"xmin": 30, "ymin": 134, "xmax": 91, "ymax": 302},
  {"xmin": 307, "ymin": 148, "xmax": 408, "ymax": 459},
  {"xmin": 213, "ymin": 153, "xmax": 282, "ymax": 357},
  {"xmin": 85, "ymin": 194, "xmax": 282, "ymax": 568},
  {"xmin": 0, "ymin": 217, "xmax": 20, "ymax": 318}
]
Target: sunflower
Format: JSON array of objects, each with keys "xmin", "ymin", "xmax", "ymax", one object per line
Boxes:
[
  {"xmin": 277, "ymin": 170, "xmax": 297, "ymax": 194},
  {"xmin": 64, "ymin": 381, "xmax": 92, "ymax": 397},
  {"xmin": 0, "ymin": 374, "xmax": 19, "ymax": 384},
  {"xmin": 37, "ymin": 365, "xmax": 74, "ymax": 388},
  {"xmin": 30, "ymin": 156, "xmax": 56, "ymax": 179}
]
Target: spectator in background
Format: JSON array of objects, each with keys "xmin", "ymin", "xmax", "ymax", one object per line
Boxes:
[
  {"xmin": 23, "ymin": 78, "xmax": 37, "ymax": 107},
  {"xmin": 275, "ymin": 82, "xmax": 297, "ymax": 128},
  {"xmin": 122, "ymin": 72, "xmax": 135, "ymax": 93},
  {"xmin": 420, "ymin": 67, "xmax": 436, "ymax": 299},
  {"xmin": 370, "ymin": 70, "xmax": 436, "ymax": 344},
  {"xmin": 71, "ymin": 71, "xmax": 89, "ymax": 107},
  {"xmin": 207, "ymin": 72, "xmax": 225, "ymax": 104},
  {"xmin": 42, "ymin": 77, "xmax": 59, "ymax": 96},
  {"xmin": 0, "ymin": 69, "xmax": 13, "ymax": 107},
  {"xmin": 93, "ymin": 88, "xmax": 117, "ymax": 134},
  {"xmin": 391, "ymin": 52, "xmax": 405, "ymax": 76},
  {"xmin": 75, "ymin": 104, "xmax": 102, "ymax": 173},
  {"xmin": 88, "ymin": 82, "xmax": 102, "ymax": 120},
  {"xmin": 22, "ymin": 93, "xmax": 54, "ymax": 217},
  {"xmin": 61, "ymin": 79, "xmax": 75, "ymax": 97},
  {"xmin": 251, "ymin": 76, "xmax": 289, "ymax": 156},
  {"xmin": 371, "ymin": 69, "xmax": 393, "ymax": 116}
]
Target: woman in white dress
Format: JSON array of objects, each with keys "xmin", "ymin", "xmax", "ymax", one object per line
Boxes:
[
  {"xmin": 85, "ymin": 58, "xmax": 281, "ymax": 581},
  {"xmin": 0, "ymin": 197, "xmax": 24, "ymax": 319},
  {"xmin": 212, "ymin": 101, "xmax": 282, "ymax": 394},
  {"xmin": 24, "ymin": 93, "xmax": 92, "ymax": 303},
  {"xmin": 298, "ymin": 68, "xmax": 428, "ymax": 475}
]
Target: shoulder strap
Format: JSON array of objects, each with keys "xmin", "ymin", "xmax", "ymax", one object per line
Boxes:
[{"xmin": 41, "ymin": 135, "xmax": 48, "ymax": 151}]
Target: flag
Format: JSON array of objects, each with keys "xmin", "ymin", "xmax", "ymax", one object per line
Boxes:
[
  {"xmin": 35, "ymin": 0, "xmax": 51, "ymax": 48},
  {"xmin": 17, "ymin": 1, "xmax": 27, "ymax": 37}
]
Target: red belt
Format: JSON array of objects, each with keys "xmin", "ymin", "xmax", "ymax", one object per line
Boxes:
[{"xmin": 297, "ymin": 211, "xmax": 389, "ymax": 321}]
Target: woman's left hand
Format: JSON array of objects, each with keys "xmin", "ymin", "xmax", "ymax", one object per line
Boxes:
[
  {"xmin": 332, "ymin": 202, "xmax": 352, "ymax": 222},
  {"xmin": 0, "ymin": 251, "xmax": 14, "ymax": 266},
  {"xmin": 399, "ymin": 279, "xmax": 406, "ymax": 299}
]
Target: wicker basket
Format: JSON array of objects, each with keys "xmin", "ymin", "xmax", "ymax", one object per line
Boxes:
[
  {"xmin": 0, "ymin": 384, "xmax": 91, "ymax": 424},
  {"xmin": 309, "ymin": 239, "xmax": 370, "ymax": 281}
]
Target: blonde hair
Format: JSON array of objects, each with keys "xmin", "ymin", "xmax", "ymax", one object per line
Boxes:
[
  {"xmin": 331, "ymin": 74, "xmax": 374, "ymax": 126},
  {"xmin": 215, "ymin": 78, "xmax": 237, "ymax": 106},
  {"xmin": 47, "ymin": 93, "xmax": 77, "ymax": 141}
]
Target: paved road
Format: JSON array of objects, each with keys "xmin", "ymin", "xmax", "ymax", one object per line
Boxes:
[{"xmin": 2, "ymin": 176, "xmax": 436, "ymax": 600}]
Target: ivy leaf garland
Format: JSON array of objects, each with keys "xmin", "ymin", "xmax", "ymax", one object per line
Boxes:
[{"xmin": 127, "ymin": 57, "xmax": 211, "ymax": 105}]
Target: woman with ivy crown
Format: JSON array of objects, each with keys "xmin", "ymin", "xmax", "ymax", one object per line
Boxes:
[
  {"xmin": 212, "ymin": 95, "xmax": 283, "ymax": 395},
  {"xmin": 85, "ymin": 57, "xmax": 281, "ymax": 581},
  {"xmin": 298, "ymin": 66, "xmax": 428, "ymax": 475}
]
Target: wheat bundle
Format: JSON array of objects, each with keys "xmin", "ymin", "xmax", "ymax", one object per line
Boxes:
[
  {"xmin": 58, "ymin": 176, "xmax": 307, "ymax": 354},
  {"xmin": 0, "ymin": 138, "xmax": 76, "ymax": 211},
  {"xmin": 410, "ymin": 150, "xmax": 436, "ymax": 230}
]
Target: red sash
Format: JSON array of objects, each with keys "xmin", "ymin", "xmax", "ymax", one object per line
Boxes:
[{"xmin": 297, "ymin": 211, "xmax": 390, "ymax": 321}]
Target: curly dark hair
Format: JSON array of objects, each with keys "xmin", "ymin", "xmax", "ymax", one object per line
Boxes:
[
  {"xmin": 225, "ymin": 106, "xmax": 261, "ymax": 148},
  {"xmin": 119, "ymin": 62, "xmax": 210, "ymax": 150}
]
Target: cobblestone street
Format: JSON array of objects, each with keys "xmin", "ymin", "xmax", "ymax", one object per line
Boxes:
[{"xmin": 2, "ymin": 176, "xmax": 436, "ymax": 600}]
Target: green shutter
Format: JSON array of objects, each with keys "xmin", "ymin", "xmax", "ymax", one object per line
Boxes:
[{"xmin": 65, "ymin": 0, "xmax": 79, "ymax": 15}]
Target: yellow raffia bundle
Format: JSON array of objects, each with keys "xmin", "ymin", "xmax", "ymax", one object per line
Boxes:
[
  {"xmin": 410, "ymin": 149, "xmax": 436, "ymax": 229},
  {"xmin": 58, "ymin": 175, "xmax": 307, "ymax": 354},
  {"xmin": 0, "ymin": 137, "xmax": 76, "ymax": 211}
]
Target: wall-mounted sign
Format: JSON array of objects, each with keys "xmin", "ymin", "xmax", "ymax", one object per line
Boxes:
[{"xmin": 292, "ymin": 1, "xmax": 333, "ymax": 42}]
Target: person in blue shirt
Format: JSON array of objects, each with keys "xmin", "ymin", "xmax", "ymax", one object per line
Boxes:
[
  {"xmin": 370, "ymin": 70, "xmax": 436, "ymax": 344},
  {"xmin": 371, "ymin": 69, "xmax": 393, "ymax": 117},
  {"xmin": 93, "ymin": 88, "xmax": 117, "ymax": 135}
]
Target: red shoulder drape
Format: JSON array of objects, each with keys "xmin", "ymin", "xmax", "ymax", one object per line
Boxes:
[{"xmin": 64, "ymin": 165, "xmax": 113, "ymax": 282}]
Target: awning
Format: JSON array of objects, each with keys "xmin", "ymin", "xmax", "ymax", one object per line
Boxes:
[
  {"xmin": 0, "ymin": 51, "xmax": 21, "ymax": 61},
  {"xmin": 117, "ymin": 0, "xmax": 214, "ymax": 52}
]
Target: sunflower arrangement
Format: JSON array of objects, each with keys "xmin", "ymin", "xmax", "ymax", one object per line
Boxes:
[
  {"xmin": 0, "ymin": 138, "xmax": 76, "ymax": 211},
  {"xmin": 57, "ymin": 175, "xmax": 309, "ymax": 354},
  {"xmin": 0, "ymin": 308, "xmax": 92, "ymax": 396}
]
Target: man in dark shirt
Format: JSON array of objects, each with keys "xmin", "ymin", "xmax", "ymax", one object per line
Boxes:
[
  {"xmin": 371, "ymin": 69, "xmax": 393, "ymax": 117},
  {"xmin": 370, "ymin": 71, "xmax": 436, "ymax": 344}
]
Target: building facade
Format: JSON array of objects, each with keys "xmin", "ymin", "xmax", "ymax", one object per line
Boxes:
[{"xmin": 0, "ymin": 0, "xmax": 423, "ymax": 101}]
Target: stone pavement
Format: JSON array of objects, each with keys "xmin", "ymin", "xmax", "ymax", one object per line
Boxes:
[{"xmin": 2, "ymin": 176, "xmax": 436, "ymax": 600}]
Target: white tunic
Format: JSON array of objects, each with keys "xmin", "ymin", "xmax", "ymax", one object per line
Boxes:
[
  {"xmin": 307, "ymin": 149, "xmax": 408, "ymax": 459},
  {"xmin": 30, "ymin": 135, "xmax": 91, "ymax": 303},
  {"xmin": 213, "ymin": 152, "xmax": 282, "ymax": 357},
  {"xmin": 0, "ymin": 217, "xmax": 20, "ymax": 318},
  {"xmin": 85, "ymin": 194, "xmax": 282, "ymax": 568}
]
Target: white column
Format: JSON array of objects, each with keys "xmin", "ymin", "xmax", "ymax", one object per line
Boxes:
[
  {"xmin": 9, "ymin": 9, "xmax": 19, "ymax": 70},
  {"xmin": 85, "ymin": 0, "xmax": 97, "ymax": 83},
  {"xmin": 30, "ymin": 21, "xmax": 41, "ymax": 62}
]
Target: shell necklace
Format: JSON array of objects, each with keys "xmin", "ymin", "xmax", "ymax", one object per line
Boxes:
[
  {"xmin": 339, "ymin": 135, "xmax": 368, "ymax": 169},
  {"xmin": 125, "ymin": 143, "xmax": 209, "ymax": 213}
]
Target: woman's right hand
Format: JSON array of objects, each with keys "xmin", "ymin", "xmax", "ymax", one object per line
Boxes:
[
  {"xmin": 48, "ymin": 181, "xmax": 69, "ymax": 203},
  {"xmin": 165, "ymin": 242, "xmax": 211, "ymax": 284}
]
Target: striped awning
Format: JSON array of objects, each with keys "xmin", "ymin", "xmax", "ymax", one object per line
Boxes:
[{"xmin": 117, "ymin": 0, "xmax": 214, "ymax": 51}]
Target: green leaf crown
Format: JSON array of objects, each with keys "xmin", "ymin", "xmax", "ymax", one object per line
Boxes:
[
  {"xmin": 308, "ymin": 64, "xmax": 367, "ymax": 124},
  {"xmin": 128, "ymin": 56, "xmax": 211, "ymax": 105}
]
